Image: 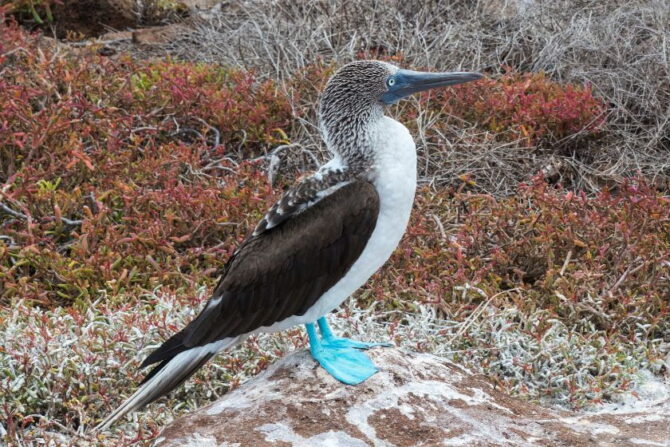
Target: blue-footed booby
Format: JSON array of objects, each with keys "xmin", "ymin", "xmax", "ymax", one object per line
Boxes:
[{"xmin": 96, "ymin": 60, "xmax": 482, "ymax": 430}]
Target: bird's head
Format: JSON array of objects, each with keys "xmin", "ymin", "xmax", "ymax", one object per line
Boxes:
[
  {"xmin": 320, "ymin": 60, "xmax": 482, "ymax": 112},
  {"xmin": 318, "ymin": 60, "xmax": 482, "ymax": 167}
]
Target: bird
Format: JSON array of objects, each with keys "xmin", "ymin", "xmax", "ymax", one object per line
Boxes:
[{"xmin": 96, "ymin": 60, "xmax": 482, "ymax": 430}]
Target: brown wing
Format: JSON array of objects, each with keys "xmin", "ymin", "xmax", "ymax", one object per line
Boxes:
[{"xmin": 141, "ymin": 179, "xmax": 379, "ymax": 370}]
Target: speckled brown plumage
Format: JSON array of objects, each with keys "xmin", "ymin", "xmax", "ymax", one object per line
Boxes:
[
  {"xmin": 253, "ymin": 168, "xmax": 351, "ymax": 236},
  {"xmin": 319, "ymin": 61, "xmax": 396, "ymax": 171}
]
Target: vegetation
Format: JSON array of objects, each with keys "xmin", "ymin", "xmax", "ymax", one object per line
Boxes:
[
  {"xmin": 2, "ymin": 0, "xmax": 188, "ymax": 38},
  {"xmin": 3, "ymin": 0, "xmax": 56, "ymax": 25},
  {"xmin": 1, "ymin": 1, "xmax": 668, "ymax": 444},
  {"xmin": 172, "ymin": 0, "xmax": 668, "ymax": 194},
  {"xmin": 386, "ymin": 180, "xmax": 669, "ymax": 405},
  {"xmin": 0, "ymin": 19, "xmax": 291, "ymax": 306}
]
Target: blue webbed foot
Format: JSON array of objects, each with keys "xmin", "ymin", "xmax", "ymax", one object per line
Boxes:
[
  {"xmin": 305, "ymin": 317, "xmax": 390, "ymax": 385},
  {"xmin": 309, "ymin": 340, "xmax": 378, "ymax": 385}
]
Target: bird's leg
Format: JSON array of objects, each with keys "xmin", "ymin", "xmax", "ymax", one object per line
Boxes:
[
  {"xmin": 317, "ymin": 316, "xmax": 392, "ymax": 350},
  {"xmin": 305, "ymin": 322, "xmax": 378, "ymax": 385}
]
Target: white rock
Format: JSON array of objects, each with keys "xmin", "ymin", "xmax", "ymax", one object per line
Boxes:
[{"xmin": 156, "ymin": 348, "xmax": 670, "ymax": 447}]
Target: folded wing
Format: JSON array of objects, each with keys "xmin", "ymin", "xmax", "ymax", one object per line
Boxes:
[{"xmin": 95, "ymin": 179, "xmax": 380, "ymax": 430}]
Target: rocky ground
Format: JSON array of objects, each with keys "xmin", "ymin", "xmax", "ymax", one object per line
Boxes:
[{"xmin": 157, "ymin": 348, "xmax": 670, "ymax": 447}]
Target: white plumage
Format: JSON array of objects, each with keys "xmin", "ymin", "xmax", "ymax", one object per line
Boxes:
[{"xmin": 269, "ymin": 116, "xmax": 417, "ymax": 329}]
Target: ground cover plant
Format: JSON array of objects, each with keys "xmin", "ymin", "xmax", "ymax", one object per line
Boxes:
[
  {"xmin": 0, "ymin": 16, "xmax": 291, "ymax": 307},
  {"xmin": 3, "ymin": 0, "xmax": 189, "ymax": 38},
  {"xmin": 1, "ymin": 1, "xmax": 669, "ymax": 445},
  {"xmin": 383, "ymin": 180, "xmax": 669, "ymax": 405},
  {"xmin": 170, "ymin": 0, "xmax": 669, "ymax": 194}
]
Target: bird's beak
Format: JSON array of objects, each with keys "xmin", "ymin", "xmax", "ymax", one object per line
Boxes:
[{"xmin": 381, "ymin": 69, "xmax": 483, "ymax": 104}]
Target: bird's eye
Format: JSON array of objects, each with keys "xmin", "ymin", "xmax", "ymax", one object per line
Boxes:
[{"xmin": 387, "ymin": 77, "xmax": 396, "ymax": 87}]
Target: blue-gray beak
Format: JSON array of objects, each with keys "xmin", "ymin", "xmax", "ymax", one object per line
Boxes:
[{"xmin": 380, "ymin": 69, "xmax": 483, "ymax": 104}]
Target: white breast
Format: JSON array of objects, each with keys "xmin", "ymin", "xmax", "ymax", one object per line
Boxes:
[{"xmin": 262, "ymin": 117, "xmax": 417, "ymax": 331}]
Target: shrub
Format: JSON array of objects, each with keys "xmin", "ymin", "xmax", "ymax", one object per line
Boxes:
[
  {"xmin": 0, "ymin": 17, "xmax": 290, "ymax": 307},
  {"xmin": 0, "ymin": 290, "xmax": 304, "ymax": 444},
  {"xmin": 371, "ymin": 177, "xmax": 669, "ymax": 362},
  {"xmin": 3, "ymin": 1, "xmax": 56, "ymax": 25},
  {"xmin": 421, "ymin": 70, "xmax": 606, "ymax": 147},
  {"xmin": 358, "ymin": 177, "xmax": 669, "ymax": 405},
  {"xmin": 169, "ymin": 0, "xmax": 669, "ymax": 193}
]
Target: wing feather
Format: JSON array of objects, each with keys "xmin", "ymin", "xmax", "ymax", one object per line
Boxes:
[
  {"xmin": 97, "ymin": 180, "xmax": 380, "ymax": 429},
  {"xmin": 142, "ymin": 179, "xmax": 379, "ymax": 367}
]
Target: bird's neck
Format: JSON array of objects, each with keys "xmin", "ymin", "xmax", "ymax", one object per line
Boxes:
[{"xmin": 318, "ymin": 102, "xmax": 384, "ymax": 174}]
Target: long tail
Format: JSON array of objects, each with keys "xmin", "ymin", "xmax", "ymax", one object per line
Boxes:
[{"xmin": 94, "ymin": 337, "xmax": 239, "ymax": 431}]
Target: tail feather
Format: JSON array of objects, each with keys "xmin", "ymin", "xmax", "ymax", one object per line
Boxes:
[
  {"xmin": 94, "ymin": 337, "xmax": 238, "ymax": 431},
  {"xmin": 139, "ymin": 358, "xmax": 170, "ymax": 385},
  {"xmin": 139, "ymin": 331, "xmax": 188, "ymax": 369}
]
